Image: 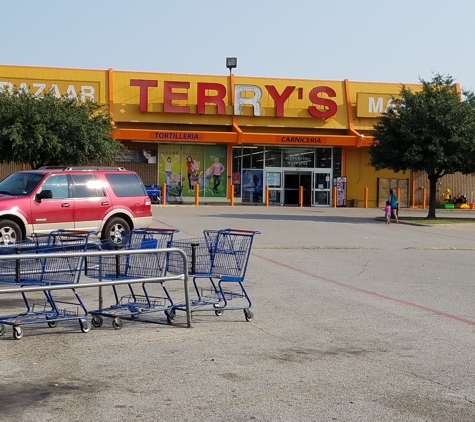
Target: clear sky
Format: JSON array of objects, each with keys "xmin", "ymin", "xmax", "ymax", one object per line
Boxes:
[{"xmin": 3, "ymin": 0, "xmax": 474, "ymax": 90}]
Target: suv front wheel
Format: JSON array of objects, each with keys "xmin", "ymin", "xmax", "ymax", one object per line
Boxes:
[
  {"xmin": 101, "ymin": 217, "xmax": 130, "ymax": 245},
  {"xmin": 0, "ymin": 219, "xmax": 22, "ymax": 244}
]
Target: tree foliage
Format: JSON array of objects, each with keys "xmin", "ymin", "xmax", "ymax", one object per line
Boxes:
[
  {"xmin": 369, "ymin": 74, "xmax": 475, "ymax": 218},
  {"xmin": 0, "ymin": 87, "xmax": 124, "ymax": 169}
]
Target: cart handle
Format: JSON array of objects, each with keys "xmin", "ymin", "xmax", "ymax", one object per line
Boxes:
[
  {"xmin": 135, "ymin": 228, "xmax": 179, "ymax": 233},
  {"xmin": 222, "ymin": 229, "xmax": 261, "ymax": 234},
  {"xmin": 50, "ymin": 229, "xmax": 99, "ymax": 235}
]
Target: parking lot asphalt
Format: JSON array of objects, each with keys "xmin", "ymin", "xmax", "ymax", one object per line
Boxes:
[{"xmin": 2, "ymin": 205, "xmax": 475, "ymax": 421}]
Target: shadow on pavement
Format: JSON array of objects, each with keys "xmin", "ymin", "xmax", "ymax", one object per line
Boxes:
[{"xmin": 207, "ymin": 213, "xmax": 381, "ymax": 224}]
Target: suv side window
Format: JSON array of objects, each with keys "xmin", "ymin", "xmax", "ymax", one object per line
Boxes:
[
  {"xmin": 39, "ymin": 175, "xmax": 69, "ymax": 199},
  {"xmin": 71, "ymin": 174, "xmax": 106, "ymax": 198},
  {"xmin": 105, "ymin": 173, "xmax": 147, "ymax": 197}
]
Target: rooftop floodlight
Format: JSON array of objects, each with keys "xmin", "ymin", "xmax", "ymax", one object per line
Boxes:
[{"xmin": 226, "ymin": 57, "xmax": 237, "ymax": 72}]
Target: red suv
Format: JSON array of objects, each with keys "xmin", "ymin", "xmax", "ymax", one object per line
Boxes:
[{"xmin": 0, "ymin": 167, "xmax": 152, "ymax": 244}]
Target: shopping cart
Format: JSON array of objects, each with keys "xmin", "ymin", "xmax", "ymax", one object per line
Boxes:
[
  {"xmin": 168, "ymin": 229, "xmax": 260, "ymax": 321},
  {"xmin": 85, "ymin": 228, "xmax": 180, "ymax": 329},
  {"xmin": 145, "ymin": 185, "xmax": 161, "ymax": 204},
  {"xmin": 0, "ymin": 230, "xmax": 97, "ymax": 339}
]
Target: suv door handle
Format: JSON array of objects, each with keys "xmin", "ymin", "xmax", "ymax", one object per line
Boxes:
[
  {"xmin": 101, "ymin": 201, "xmax": 109, "ymax": 206},
  {"xmin": 61, "ymin": 203, "xmax": 70, "ymax": 208}
]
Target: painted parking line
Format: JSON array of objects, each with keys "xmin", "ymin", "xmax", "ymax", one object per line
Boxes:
[
  {"xmin": 255, "ymin": 254, "xmax": 475, "ymax": 327},
  {"xmin": 406, "ymin": 246, "xmax": 475, "ymax": 250}
]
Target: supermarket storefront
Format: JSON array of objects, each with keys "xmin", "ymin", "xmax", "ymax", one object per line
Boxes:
[
  {"xmin": 0, "ymin": 64, "xmax": 419, "ymax": 206},
  {"xmin": 231, "ymin": 146, "xmax": 341, "ymax": 206}
]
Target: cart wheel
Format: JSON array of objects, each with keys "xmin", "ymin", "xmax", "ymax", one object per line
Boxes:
[
  {"xmin": 13, "ymin": 326, "xmax": 23, "ymax": 340},
  {"xmin": 91, "ymin": 315, "xmax": 103, "ymax": 328},
  {"xmin": 214, "ymin": 309, "xmax": 223, "ymax": 316},
  {"xmin": 0, "ymin": 324, "xmax": 5, "ymax": 336},
  {"xmin": 47, "ymin": 321, "xmax": 58, "ymax": 328},
  {"xmin": 165, "ymin": 309, "xmax": 176, "ymax": 324},
  {"xmin": 244, "ymin": 309, "xmax": 253, "ymax": 322},
  {"xmin": 80, "ymin": 320, "xmax": 91, "ymax": 333},
  {"xmin": 112, "ymin": 318, "xmax": 123, "ymax": 330}
]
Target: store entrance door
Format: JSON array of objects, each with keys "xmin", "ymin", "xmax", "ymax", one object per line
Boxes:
[
  {"xmin": 283, "ymin": 172, "xmax": 312, "ymax": 206},
  {"xmin": 313, "ymin": 171, "xmax": 332, "ymax": 206}
]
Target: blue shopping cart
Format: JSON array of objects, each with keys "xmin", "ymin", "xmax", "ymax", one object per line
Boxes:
[
  {"xmin": 0, "ymin": 230, "xmax": 97, "ymax": 339},
  {"xmin": 85, "ymin": 228, "xmax": 180, "ymax": 329},
  {"xmin": 168, "ymin": 229, "xmax": 260, "ymax": 321}
]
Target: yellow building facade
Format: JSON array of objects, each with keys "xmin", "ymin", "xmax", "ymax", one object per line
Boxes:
[{"xmin": 0, "ymin": 64, "xmax": 424, "ymax": 206}]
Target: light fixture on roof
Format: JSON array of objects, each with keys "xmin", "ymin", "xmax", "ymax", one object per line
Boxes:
[{"xmin": 226, "ymin": 57, "xmax": 237, "ymax": 74}]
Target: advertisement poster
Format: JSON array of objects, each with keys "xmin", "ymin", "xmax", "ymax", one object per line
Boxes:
[
  {"xmin": 182, "ymin": 145, "xmax": 204, "ymax": 196},
  {"xmin": 242, "ymin": 169, "xmax": 263, "ymax": 203},
  {"xmin": 159, "ymin": 145, "xmax": 183, "ymax": 188},
  {"xmin": 336, "ymin": 176, "xmax": 347, "ymax": 207},
  {"xmin": 116, "ymin": 149, "xmax": 157, "ymax": 163},
  {"xmin": 243, "ymin": 170, "xmax": 263, "ymax": 194},
  {"xmin": 157, "ymin": 144, "xmax": 227, "ymax": 198},
  {"xmin": 232, "ymin": 173, "xmax": 241, "ymax": 185},
  {"xmin": 204, "ymin": 145, "xmax": 227, "ymax": 198}
]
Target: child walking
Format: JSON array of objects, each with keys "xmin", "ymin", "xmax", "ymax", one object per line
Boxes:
[{"xmin": 384, "ymin": 201, "xmax": 392, "ymax": 224}]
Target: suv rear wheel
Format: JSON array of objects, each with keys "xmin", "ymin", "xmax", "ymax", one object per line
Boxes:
[
  {"xmin": 0, "ymin": 219, "xmax": 22, "ymax": 244},
  {"xmin": 101, "ymin": 217, "xmax": 130, "ymax": 245}
]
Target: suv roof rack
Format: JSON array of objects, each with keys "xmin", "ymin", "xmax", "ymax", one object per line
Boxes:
[{"xmin": 38, "ymin": 166, "xmax": 127, "ymax": 171}]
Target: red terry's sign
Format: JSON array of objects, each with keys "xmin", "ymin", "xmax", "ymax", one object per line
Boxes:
[{"xmin": 130, "ymin": 79, "xmax": 338, "ymax": 119}]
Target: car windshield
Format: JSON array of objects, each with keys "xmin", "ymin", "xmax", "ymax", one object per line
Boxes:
[{"xmin": 0, "ymin": 173, "xmax": 44, "ymax": 196}]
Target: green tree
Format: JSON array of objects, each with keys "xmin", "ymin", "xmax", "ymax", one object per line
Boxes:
[
  {"xmin": 0, "ymin": 86, "xmax": 123, "ymax": 169},
  {"xmin": 370, "ymin": 74, "xmax": 475, "ymax": 218}
]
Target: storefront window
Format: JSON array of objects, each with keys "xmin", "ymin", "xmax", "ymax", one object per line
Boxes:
[
  {"xmin": 283, "ymin": 148, "xmax": 315, "ymax": 168},
  {"xmin": 251, "ymin": 147, "xmax": 264, "ymax": 169},
  {"xmin": 242, "ymin": 147, "xmax": 252, "ymax": 169},
  {"xmin": 232, "ymin": 146, "xmax": 242, "ymax": 198},
  {"xmin": 332, "ymin": 148, "xmax": 342, "ymax": 177},
  {"xmin": 316, "ymin": 148, "xmax": 332, "ymax": 168},
  {"xmin": 332, "ymin": 148, "xmax": 342, "ymax": 184},
  {"xmin": 241, "ymin": 147, "xmax": 264, "ymax": 169},
  {"xmin": 265, "ymin": 147, "xmax": 282, "ymax": 167}
]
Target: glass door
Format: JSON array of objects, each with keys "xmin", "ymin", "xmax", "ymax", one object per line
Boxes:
[
  {"xmin": 313, "ymin": 172, "xmax": 332, "ymax": 206},
  {"xmin": 265, "ymin": 171, "xmax": 283, "ymax": 205}
]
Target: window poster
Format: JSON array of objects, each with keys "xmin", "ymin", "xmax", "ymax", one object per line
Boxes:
[
  {"xmin": 157, "ymin": 144, "xmax": 227, "ymax": 198},
  {"xmin": 204, "ymin": 145, "xmax": 227, "ymax": 198},
  {"xmin": 182, "ymin": 145, "xmax": 204, "ymax": 196},
  {"xmin": 116, "ymin": 149, "xmax": 157, "ymax": 163},
  {"xmin": 159, "ymin": 145, "xmax": 183, "ymax": 188},
  {"xmin": 242, "ymin": 170, "xmax": 263, "ymax": 194}
]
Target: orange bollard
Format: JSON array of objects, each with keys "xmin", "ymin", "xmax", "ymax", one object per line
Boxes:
[
  {"xmin": 299, "ymin": 186, "xmax": 303, "ymax": 207},
  {"xmin": 162, "ymin": 183, "xmax": 167, "ymax": 206},
  {"xmin": 332, "ymin": 187, "xmax": 337, "ymax": 207},
  {"xmin": 194, "ymin": 183, "xmax": 199, "ymax": 206},
  {"xmin": 230, "ymin": 185, "xmax": 234, "ymax": 206},
  {"xmin": 397, "ymin": 187, "xmax": 401, "ymax": 202},
  {"xmin": 422, "ymin": 188, "xmax": 426, "ymax": 209},
  {"xmin": 265, "ymin": 186, "xmax": 269, "ymax": 206},
  {"xmin": 364, "ymin": 187, "xmax": 368, "ymax": 208}
]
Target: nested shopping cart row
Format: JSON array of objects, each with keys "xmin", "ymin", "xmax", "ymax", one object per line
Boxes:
[
  {"xmin": 167, "ymin": 229, "xmax": 261, "ymax": 322},
  {"xmin": 0, "ymin": 227, "xmax": 260, "ymax": 339},
  {"xmin": 0, "ymin": 230, "xmax": 98, "ymax": 339}
]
